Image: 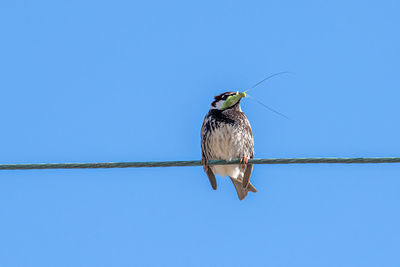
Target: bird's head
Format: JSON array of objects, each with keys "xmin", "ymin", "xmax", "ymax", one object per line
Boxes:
[{"xmin": 210, "ymin": 91, "xmax": 246, "ymax": 111}]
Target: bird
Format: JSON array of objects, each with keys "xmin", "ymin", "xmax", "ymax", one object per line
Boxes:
[{"xmin": 201, "ymin": 91, "xmax": 257, "ymax": 200}]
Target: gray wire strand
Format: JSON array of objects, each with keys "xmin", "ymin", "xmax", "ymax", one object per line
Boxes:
[{"xmin": 0, "ymin": 157, "xmax": 399, "ymax": 170}]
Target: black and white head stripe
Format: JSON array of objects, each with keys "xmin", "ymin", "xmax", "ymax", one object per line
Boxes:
[{"xmin": 211, "ymin": 91, "xmax": 236, "ymax": 109}]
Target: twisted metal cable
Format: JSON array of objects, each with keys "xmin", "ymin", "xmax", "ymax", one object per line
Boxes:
[{"xmin": 0, "ymin": 157, "xmax": 399, "ymax": 170}]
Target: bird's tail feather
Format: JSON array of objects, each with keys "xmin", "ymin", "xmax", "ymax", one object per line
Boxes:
[
  {"xmin": 229, "ymin": 177, "xmax": 257, "ymax": 200},
  {"xmin": 247, "ymin": 182, "xmax": 257, "ymax": 193}
]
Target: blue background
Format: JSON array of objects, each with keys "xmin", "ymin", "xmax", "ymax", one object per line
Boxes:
[{"xmin": 1, "ymin": 0, "xmax": 400, "ymax": 266}]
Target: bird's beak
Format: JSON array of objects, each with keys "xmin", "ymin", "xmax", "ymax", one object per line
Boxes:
[{"xmin": 221, "ymin": 91, "xmax": 246, "ymax": 110}]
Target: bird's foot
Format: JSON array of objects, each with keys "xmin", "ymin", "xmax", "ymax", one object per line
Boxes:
[{"xmin": 240, "ymin": 156, "xmax": 248, "ymax": 170}]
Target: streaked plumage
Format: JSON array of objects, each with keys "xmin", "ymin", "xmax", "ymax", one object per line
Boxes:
[{"xmin": 201, "ymin": 92, "xmax": 256, "ymax": 200}]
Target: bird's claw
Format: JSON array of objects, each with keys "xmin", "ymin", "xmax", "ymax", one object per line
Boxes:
[{"xmin": 240, "ymin": 156, "xmax": 248, "ymax": 170}]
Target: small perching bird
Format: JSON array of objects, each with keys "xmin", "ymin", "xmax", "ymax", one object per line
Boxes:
[{"xmin": 201, "ymin": 91, "xmax": 256, "ymax": 200}]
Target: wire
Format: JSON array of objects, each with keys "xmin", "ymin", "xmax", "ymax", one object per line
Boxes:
[{"xmin": 0, "ymin": 157, "xmax": 399, "ymax": 170}]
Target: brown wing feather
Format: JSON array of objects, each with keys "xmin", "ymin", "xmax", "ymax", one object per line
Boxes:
[
  {"xmin": 205, "ymin": 165, "xmax": 217, "ymax": 190},
  {"xmin": 201, "ymin": 118, "xmax": 217, "ymax": 190},
  {"xmin": 242, "ymin": 163, "xmax": 253, "ymax": 189},
  {"xmin": 241, "ymin": 112, "xmax": 254, "ymax": 189}
]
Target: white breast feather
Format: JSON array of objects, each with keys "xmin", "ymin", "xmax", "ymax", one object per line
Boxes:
[{"xmin": 207, "ymin": 124, "xmax": 248, "ymax": 181}]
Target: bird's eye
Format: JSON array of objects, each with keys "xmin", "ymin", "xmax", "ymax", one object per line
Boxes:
[{"xmin": 223, "ymin": 94, "xmax": 234, "ymax": 100}]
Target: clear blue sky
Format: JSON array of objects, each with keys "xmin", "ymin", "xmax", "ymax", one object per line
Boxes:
[{"xmin": 1, "ymin": 0, "xmax": 400, "ymax": 266}]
